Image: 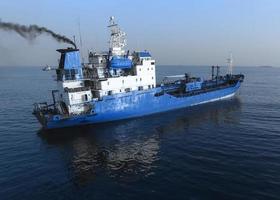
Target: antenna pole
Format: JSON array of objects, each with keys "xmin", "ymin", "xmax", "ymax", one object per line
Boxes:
[
  {"xmin": 78, "ymin": 19, "xmax": 85, "ymax": 63},
  {"xmin": 73, "ymin": 35, "xmax": 76, "ymax": 47}
]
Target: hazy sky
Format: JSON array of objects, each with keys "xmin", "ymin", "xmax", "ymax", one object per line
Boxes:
[{"xmin": 0, "ymin": 0, "xmax": 280, "ymax": 66}]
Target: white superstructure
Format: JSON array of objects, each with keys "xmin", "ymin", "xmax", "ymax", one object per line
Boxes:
[
  {"xmin": 94, "ymin": 52, "xmax": 156, "ymax": 98},
  {"xmin": 54, "ymin": 17, "xmax": 156, "ymax": 115}
]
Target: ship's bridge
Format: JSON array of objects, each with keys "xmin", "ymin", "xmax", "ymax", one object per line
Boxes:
[{"xmin": 56, "ymin": 48, "xmax": 83, "ymax": 81}]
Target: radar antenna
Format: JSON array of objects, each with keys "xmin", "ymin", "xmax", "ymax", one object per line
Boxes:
[{"xmin": 108, "ymin": 16, "xmax": 126, "ymax": 56}]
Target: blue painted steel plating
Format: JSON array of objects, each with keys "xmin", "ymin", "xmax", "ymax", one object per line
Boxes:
[
  {"xmin": 46, "ymin": 81, "xmax": 241, "ymax": 129},
  {"xmin": 110, "ymin": 57, "xmax": 132, "ymax": 69},
  {"xmin": 64, "ymin": 51, "xmax": 81, "ymax": 69},
  {"xmin": 138, "ymin": 52, "xmax": 151, "ymax": 57}
]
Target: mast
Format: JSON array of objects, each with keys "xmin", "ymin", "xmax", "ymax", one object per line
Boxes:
[
  {"xmin": 227, "ymin": 53, "xmax": 233, "ymax": 75},
  {"xmin": 108, "ymin": 16, "xmax": 126, "ymax": 56}
]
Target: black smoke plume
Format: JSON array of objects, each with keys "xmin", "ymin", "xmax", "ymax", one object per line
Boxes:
[{"xmin": 0, "ymin": 20, "xmax": 76, "ymax": 48}]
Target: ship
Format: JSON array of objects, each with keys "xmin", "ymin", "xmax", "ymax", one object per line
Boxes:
[
  {"xmin": 33, "ymin": 17, "xmax": 244, "ymax": 130},
  {"xmin": 42, "ymin": 65, "xmax": 52, "ymax": 71}
]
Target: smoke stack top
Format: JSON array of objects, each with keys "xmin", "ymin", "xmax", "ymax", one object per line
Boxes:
[{"xmin": 0, "ymin": 20, "xmax": 76, "ymax": 48}]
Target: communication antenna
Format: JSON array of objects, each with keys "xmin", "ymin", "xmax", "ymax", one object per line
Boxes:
[
  {"xmin": 78, "ymin": 18, "xmax": 85, "ymax": 63},
  {"xmin": 73, "ymin": 35, "xmax": 76, "ymax": 47},
  {"xmin": 227, "ymin": 52, "xmax": 233, "ymax": 75}
]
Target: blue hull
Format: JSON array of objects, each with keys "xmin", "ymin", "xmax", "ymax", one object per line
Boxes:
[{"xmin": 46, "ymin": 81, "xmax": 241, "ymax": 129}]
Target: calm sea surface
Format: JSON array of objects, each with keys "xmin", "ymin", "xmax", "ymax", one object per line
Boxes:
[{"xmin": 0, "ymin": 65, "xmax": 279, "ymax": 200}]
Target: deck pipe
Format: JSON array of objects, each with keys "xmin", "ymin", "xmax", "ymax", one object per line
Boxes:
[
  {"xmin": 211, "ymin": 66, "xmax": 215, "ymax": 80},
  {"xmin": 216, "ymin": 66, "xmax": 220, "ymax": 84}
]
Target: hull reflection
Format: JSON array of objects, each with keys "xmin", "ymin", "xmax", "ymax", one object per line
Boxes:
[{"xmin": 38, "ymin": 97, "xmax": 241, "ymax": 185}]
